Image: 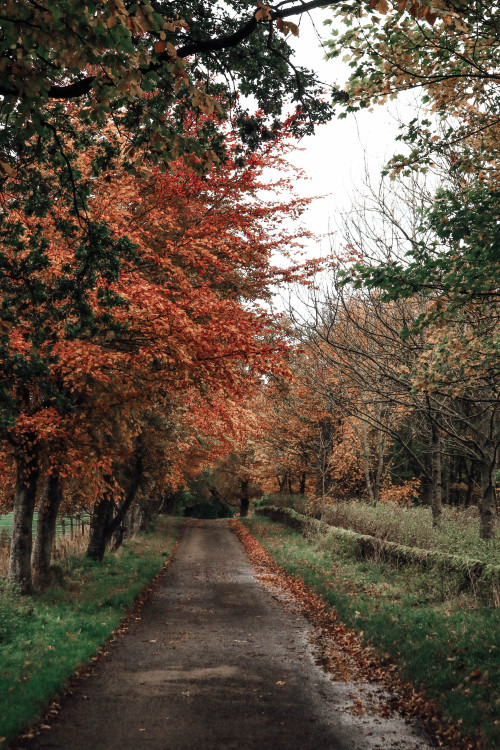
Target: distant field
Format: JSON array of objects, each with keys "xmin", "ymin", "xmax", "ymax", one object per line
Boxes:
[{"xmin": 0, "ymin": 512, "xmax": 89, "ymax": 539}]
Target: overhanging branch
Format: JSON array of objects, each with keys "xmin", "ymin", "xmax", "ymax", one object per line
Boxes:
[{"xmin": 35, "ymin": 0, "xmax": 330, "ymax": 100}]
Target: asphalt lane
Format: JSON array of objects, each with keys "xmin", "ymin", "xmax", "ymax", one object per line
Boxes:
[{"xmin": 19, "ymin": 520, "xmax": 433, "ymax": 750}]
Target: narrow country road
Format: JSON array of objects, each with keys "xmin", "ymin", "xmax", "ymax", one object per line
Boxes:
[{"xmin": 18, "ymin": 520, "xmax": 435, "ymax": 750}]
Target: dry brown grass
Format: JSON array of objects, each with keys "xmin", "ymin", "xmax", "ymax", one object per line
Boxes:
[{"xmin": 0, "ymin": 528, "xmax": 90, "ymax": 579}]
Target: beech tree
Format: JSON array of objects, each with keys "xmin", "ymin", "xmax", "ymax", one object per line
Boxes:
[{"xmin": 1, "ymin": 111, "xmax": 312, "ymax": 590}]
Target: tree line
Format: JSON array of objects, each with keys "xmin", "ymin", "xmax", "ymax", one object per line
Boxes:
[
  {"xmin": 1, "ymin": 0, "xmax": 498, "ymax": 593},
  {"xmin": 229, "ymin": 0, "xmax": 500, "ymax": 540}
]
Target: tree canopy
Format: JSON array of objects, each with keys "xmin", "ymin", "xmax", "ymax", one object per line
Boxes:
[{"xmin": 0, "ymin": 0, "xmax": 346, "ymax": 175}]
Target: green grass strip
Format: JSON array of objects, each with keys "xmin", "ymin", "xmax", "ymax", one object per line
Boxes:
[
  {"xmin": 0, "ymin": 516, "xmax": 183, "ymax": 746},
  {"xmin": 257, "ymin": 506, "xmax": 500, "ymax": 603},
  {"xmin": 244, "ymin": 515, "xmax": 500, "ymax": 750}
]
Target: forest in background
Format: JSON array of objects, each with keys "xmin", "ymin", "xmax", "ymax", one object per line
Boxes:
[{"xmin": 0, "ymin": 0, "xmax": 498, "ymax": 595}]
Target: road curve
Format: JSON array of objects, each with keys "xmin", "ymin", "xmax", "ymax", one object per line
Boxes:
[{"xmin": 18, "ymin": 520, "xmax": 434, "ymax": 750}]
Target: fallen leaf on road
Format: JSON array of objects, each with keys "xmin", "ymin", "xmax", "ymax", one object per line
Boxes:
[{"xmin": 231, "ymin": 520, "xmax": 478, "ymax": 750}]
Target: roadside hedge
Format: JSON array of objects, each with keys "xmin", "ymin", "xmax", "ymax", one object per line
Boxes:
[{"xmin": 256, "ymin": 506, "xmax": 500, "ymax": 605}]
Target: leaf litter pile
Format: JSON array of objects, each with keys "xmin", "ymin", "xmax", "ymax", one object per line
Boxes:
[{"xmin": 231, "ymin": 520, "xmax": 480, "ymax": 750}]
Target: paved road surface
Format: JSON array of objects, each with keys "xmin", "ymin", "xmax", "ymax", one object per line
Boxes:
[{"xmin": 19, "ymin": 520, "xmax": 434, "ymax": 750}]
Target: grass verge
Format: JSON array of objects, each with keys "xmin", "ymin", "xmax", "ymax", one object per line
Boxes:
[
  {"xmin": 243, "ymin": 515, "xmax": 500, "ymax": 750},
  {"xmin": 257, "ymin": 506, "xmax": 499, "ymax": 603},
  {"xmin": 257, "ymin": 495, "xmax": 500, "ymax": 564},
  {"xmin": 0, "ymin": 516, "xmax": 183, "ymax": 746}
]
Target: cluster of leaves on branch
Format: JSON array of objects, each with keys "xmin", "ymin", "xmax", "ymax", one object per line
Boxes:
[
  {"xmin": 0, "ymin": 0, "xmax": 343, "ymax": 178},
  {"xmin": 325, "ymin": 0, "xmax": 500, "ymax": 327}
]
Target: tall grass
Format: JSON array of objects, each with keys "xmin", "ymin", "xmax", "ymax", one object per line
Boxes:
[
  {"xmin": 0, "ymin": 525, "xmax": 90, "ymax": 579},
  {"xmin": 321, "ymin": 501, "xmax": 499, "ymax": 563},
  {"xmin": 256, "ymin": 495, "xmax": 499, "ymax": 564}
]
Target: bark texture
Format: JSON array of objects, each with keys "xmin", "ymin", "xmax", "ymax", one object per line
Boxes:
[
  {"xmin": 32, "ymin": 469, "xmax": 62, "ymax": 588},
  {"xmin": 87, "ymin": 496, "xmax": 115, "ymax": 562},
  {"xmin": 8, "ymin": 446, "xmax": 39, "ymax": 593}
]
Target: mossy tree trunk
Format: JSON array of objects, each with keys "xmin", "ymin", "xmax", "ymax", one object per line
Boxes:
[
  {"xmin": 32, "ymin": 468, "xmax": 62, "ymax": 588},
  {"xmin": 8, "ymin": 444, "xmax": 39, "ymax": 594}
]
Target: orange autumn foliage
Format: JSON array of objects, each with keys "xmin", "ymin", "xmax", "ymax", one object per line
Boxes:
[{"xmin": 0, "ymin": 114, "xmax": 313, "ymax": 514}]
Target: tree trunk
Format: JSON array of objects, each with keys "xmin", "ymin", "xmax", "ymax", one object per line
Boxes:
[
  {"xmin": 373, "ymin": 416, "xmax": 389, "ymax": 506},
  {"xmin": 299, "ymin": 472, "xmax": 306, "ymax": 495},
  {"xmin": 110, "ymin": 522, "xmax": 127, "ymax": 552},
  {"xmin": 32, "ymin": 469, "xmax": 62, "ymax": 589},
  {"xmin": 277, "ymin": 471, "xmax": 288, "ymax": 493},
  {"xmin": 240, "ymin": 478, "xmax": 250, "ymax": 517},
  {"xmin": 159, "ymin": 491, "xmax": 176, "ymax": 515},
  {"xmin": 479, "ymin": 461, "xmax": 497, "ymax": 540},
  {"xmin": 87, "ymin": 443, "xmax": 144, "ymax": 560},
  {"xmin": 360, "ymin": 421, "xmax": 376, "ymax": 506},
  {"xmin": 9, "ymin": 446, "xmax": 39, "ymax": 594},
  {"xmin": 430, "ymin": 422, "xmax": 442, "ymax": 527},
  {"xmin": 139, "ymin": 494, "xmax": 154, "ymax": 531},
  {"xmin": 464, "ymin": 463, "xmax": 475, "ymax": 508},
  {"xmin": 315, "ymin": 418, "xmax": 334, "ymax": 500},
  {"xmin": 87, "ymin": 496, "xmax": 114, "ymax": 561}
]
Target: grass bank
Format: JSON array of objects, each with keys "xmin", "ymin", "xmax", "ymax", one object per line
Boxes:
[
  {"xmin": 244, "ymin": 515, "xmax": 500, "ymax": 750},
  {"xmin": 0, "ymin": 516, "xmax": 182, "ymax": 746},
  {"xmin": 258, "ymin": 495, "xmax": 499, "ymax": 564}
]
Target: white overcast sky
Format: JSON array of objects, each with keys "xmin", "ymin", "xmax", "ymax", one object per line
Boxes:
[{"xmin": 281, "ymin": 9, "xmax": 411, "ymax": 257}]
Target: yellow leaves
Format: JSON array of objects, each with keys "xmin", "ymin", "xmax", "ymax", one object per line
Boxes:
[
  {"xmin": 116, "ymin": 68, "xmax": 144, "ymax": 98},
  {"xmin": 104, "ymin": 0, "xmax": 128, "ymax": 29},
  {"xmin": 255, "ymin": 2, "xmax": 272, "ymax": 22},
  {"xmin": 190, "ymin": 88, "xmax": 219, "ymax": 116},
  {"xmin": 370, "ymin": 0, "xmax": 390, "ymax": 14},
  {"xmin": 201, "ymin": 149, "xmax": 220, "ymax": 171},
  {"xmin": 173, "ymin": 68, "xmax": 189, "ymax": 95},
  {"xmin": 104, "ymin": 14, "xmax": 118, "ymax": 29},
  {"xmin": 276, "ymin": 18, "xmax": 299, "ymax": 37},
  {"xmin": 166, "ymin": 42, "xmax": 178, "ymax": 58},
  {"xmin": 394, "ymin": 0, "xmax": 465, "ymax": 28},
  {"xmin": 109, "ymin": 0, "xmax": 127, "ymax": 15},
  {"xmin": 0, "ymin": 160, "xmax": 14, "ymax": 178},
  {"xmin": 163, "ymin": 19, "xmax": 190, "ymax": 32}
]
